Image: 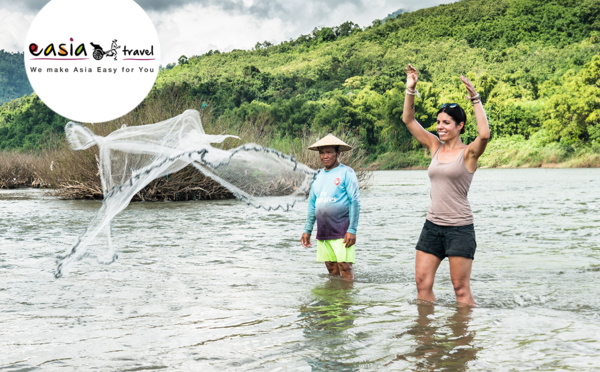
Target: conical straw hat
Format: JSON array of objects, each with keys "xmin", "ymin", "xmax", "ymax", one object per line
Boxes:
[{"xmin": 308, "ymin": 134, "xmax": 352, "ymax": 152}]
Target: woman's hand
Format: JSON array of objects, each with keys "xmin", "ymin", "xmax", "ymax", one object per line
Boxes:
[
  {"xmin": 406, "ymin": 64, "xmax": 418, "ymax": 90},
  {"xmin": 460, "ymin": 76, "xmax": 479, "ymax": 100}
]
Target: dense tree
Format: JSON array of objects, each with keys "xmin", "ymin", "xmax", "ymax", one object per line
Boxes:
[
  {"xmin": 0, "ymin": 95, "xmax": 65, "ymax": 151},
  {"xmin": 1, "ymin": 0, "xmax": 599, "ymax": 166},
  {"xmin": 0, "ymin": 50, "xmax": 33, "ymax": 103}
]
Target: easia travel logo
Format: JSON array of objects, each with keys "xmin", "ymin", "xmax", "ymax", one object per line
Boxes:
[
  {"xmin": 28, "ymin": 37, "xmax": 155, "ymax": 61},
  {"xmin": 24, "ymin": 0, "xmax": 160, "ymax": 122}
]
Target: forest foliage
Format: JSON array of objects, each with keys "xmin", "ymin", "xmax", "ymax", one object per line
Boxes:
[
  {"xmin": 1, "ymin": 0, "xmax": 599, "ymax": 167},
  {"xmin": 0, "ymin": 50, "xmax": 33, "ymax": 104}
]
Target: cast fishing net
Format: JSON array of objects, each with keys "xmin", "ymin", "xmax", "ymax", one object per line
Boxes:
[{"xmin": 56, "ymin": 109, "xmax": 316, "ymax": 277}]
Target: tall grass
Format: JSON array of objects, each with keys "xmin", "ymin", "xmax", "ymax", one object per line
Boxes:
[
  {"xmin": 371, "ymin": 149, "xmax": 431, "ymax": 170},
  {"xmin": 479, "ymin": 135, "xmax": 600, "ymax": 168},
  {"xmin": 0, "ymin": 152, "xmax": 47, "ymax": 189},
  {"xmin": 10, "ymin": 90, "xmax": 371, "ymax": 199}
]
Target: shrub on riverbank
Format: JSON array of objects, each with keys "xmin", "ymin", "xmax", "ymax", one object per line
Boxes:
[
  {"xmin": 4, "ymin": 93, "xmax": 371, "ymax": 200},
  {"xmin": 0, "ymin": 152, "xmax": 46, "ymax": 188},
  {"xmin": 366, "ymin": 131, "xmax": 600, "ymax": 170},
  {"xmin": 371, "ymin": 149, "xmax": 431, "ymax": 170},
  {"xmin": 479, "ymin": 133, "xmax": 600, "ymax": 168}
]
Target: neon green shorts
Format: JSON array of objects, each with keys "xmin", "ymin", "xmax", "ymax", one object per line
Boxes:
[{"xmin": 316, "ymin": 239, "xmax": 355, "ymax": 263}]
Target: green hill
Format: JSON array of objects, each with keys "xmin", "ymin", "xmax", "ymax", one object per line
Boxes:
[
  {"xmin": 0, "ymin": 50, "xmax": 33, "ymax": 103},
  {"xmin": 1, "ymin": 0, "xmax": 599, "ymax": 167}
]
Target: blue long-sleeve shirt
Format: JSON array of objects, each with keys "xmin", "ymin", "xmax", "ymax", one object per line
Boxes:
[{"xmin": 304, "ymin": 163, "xmax": 360, "ymax": 240}]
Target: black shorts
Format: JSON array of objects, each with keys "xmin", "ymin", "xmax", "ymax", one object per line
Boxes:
[{"xmin": 415, "ymin": 220, "xmax": 476, "ymax": 260}]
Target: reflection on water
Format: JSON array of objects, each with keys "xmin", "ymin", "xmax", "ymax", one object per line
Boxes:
[
  {"xmin": 299, "ymin": 279, "xmax": 359, "ymax": 371},
  {"xmin": 391, "ymin": 303, "xmax": 479, "ymax": 371}
]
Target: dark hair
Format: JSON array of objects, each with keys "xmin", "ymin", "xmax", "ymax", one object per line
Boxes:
[{"xmin": 437, "ymin": 104, "xmax": 467, "ymax": 134}]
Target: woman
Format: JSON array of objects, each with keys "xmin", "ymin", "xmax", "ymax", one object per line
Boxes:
[{"xmin": 402, "ymin": 64, "xmax": 490, "ymax": 306}]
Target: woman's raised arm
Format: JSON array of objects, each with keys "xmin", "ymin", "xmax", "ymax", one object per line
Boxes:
[
  {"xmin": 402, "ymin": 64, "xmax": 440, "ymax": 152},
  {"xmin": 461, "ymin": 75, "xmax": 490, "ymax": 168}
]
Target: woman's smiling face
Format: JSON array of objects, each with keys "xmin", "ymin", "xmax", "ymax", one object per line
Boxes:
[{"xmin": 436, "ymin": 112, "xmax": 463, "ymax": 140}]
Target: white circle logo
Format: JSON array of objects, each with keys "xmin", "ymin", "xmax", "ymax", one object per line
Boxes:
[{"xmin": 24, "ymin": 0, "xmax": 160, "ymax": 123}]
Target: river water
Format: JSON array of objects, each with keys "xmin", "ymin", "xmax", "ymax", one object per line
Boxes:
[{"xmin": 1, "ymin": 169, "xmax": 599, "ymax": 371}]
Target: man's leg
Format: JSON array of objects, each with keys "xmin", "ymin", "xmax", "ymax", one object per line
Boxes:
[
  {"xmin": 325, "ymin": 261, "xmax": 340, "ymax": 276},
  {"xmin": 338, "ymin": 262, "xmax": 354, "ymax": 280}
]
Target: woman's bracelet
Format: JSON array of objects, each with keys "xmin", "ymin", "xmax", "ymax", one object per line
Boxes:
[
  {"xmin": 466, "ymin": 93, "xmax": 480, "ymax": 101},
  {"xmin": 472, "ymin": 99, "xmax": 481, "ymax": 105},
  {"xmin": 406, "ymin": 88, "xmax": 421, "ymax": 98}
]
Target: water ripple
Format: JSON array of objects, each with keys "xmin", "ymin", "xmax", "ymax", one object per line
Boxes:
[{"xmin": 1, "ymin": 169, "xmax": 599, "ymax": 370}]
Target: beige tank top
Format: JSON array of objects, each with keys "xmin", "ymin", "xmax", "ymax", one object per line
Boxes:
[{"xmin": 426, "ymin": 145, "xmax": 474, "ymax": 226}]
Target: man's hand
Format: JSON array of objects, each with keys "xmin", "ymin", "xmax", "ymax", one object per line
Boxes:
[
  {"xmin": 343, "ymin": 232, "xmax": 356, "ymax": 248},
  {"xmin": 301, "ymin": 233, "xmax": 312, "ymax": 248}
]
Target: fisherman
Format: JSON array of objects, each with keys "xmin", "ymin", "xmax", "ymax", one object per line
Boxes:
[{"xmin": 301, "ymin": 134, "xmax": 360, "ymax": 280}]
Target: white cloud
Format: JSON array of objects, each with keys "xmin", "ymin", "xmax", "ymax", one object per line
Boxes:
[
  {"xmin": 1, "ymin": 0, "xmax": 459, "ymax": 64},
  {"xmin": 148, "ymin": 4, "xmax": 293, "ymax": 64},
  {"xmin": 0, "ymin": 9, "xmax": 35, "ymax": 52},
  {"xmin": 149, "ymin": 0, "xmax": 458, "ymax": 65}
]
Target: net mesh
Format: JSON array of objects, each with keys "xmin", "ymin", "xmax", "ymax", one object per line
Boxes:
[{"xmin": 56, "ymin": 109, "xmax": 316, "ymax": 277}]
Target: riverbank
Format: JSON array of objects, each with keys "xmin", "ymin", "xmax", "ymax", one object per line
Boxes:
[
  {"xmin": 370, "ymin": 137, "xmax": 600, "ymax": 170},
  {"xmin": 3, "ymin": 144, "xmax": 598, "ymax": 197},
  {"xmin": 3, "ymin": 86, "xmax": 599, "ymax": 196},
  {"xmin": 0, "ymin": 152, "xmax": 47, "ymax": 189},
  {"xmin": 0, "ymin": 98, "xmax": 370, "ymax": 199},
  {"xmin": 2, "ymin": 97, "xmax": 597, "ymax": 196}
]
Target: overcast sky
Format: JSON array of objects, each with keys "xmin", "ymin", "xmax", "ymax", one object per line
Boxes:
[{"xmin": 0, "ymin": 0, "xmax": 456, "ymax": 65}]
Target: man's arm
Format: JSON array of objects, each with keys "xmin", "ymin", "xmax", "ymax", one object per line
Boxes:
[
  {"xmin": 301, "ymin": 186, "xmax": 317, "ymax": 248},
  {"xmin": 344, "ymin": 168, "xmax": 360, "ymax": 248}
]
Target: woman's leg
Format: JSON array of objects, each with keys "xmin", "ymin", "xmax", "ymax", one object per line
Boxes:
[
  {"xmin": 415, "ymin": 250, "xmax": 442, "ymax": 302},
  {"xmin": 448, "ymin": 256, "xmax": 475, "ymax": 306}
]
